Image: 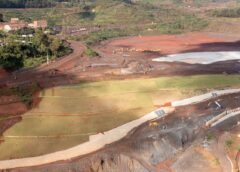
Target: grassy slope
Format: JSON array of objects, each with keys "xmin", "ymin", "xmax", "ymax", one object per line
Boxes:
[
  {"xmin": 0, "ymin": 0, "xmax": 206, "ymax": 26},
  {"xmin": 0, "ymin": 0, "xmax": 238, "ymax": 34},
  {"xmin": 1, "ymin": 75, "xmax": 240, "ymax": 159},
  {"xmin": 0, "ymin": 0, "xmax": 211, "ymax": 45},
  {"xmin": 0, "ymin": 1, "xmax": 160, "ymax": 26},
  {"xmin": 137, "ymin": 0, "xmax": 232, "ymax": 6}
]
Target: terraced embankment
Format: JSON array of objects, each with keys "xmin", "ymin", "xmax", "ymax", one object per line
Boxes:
[{"xmin": 1, "ymin": 88, "xmax": 240, "ymax": 170}]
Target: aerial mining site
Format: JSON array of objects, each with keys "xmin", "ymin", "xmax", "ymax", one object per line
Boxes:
[{"xmin": 0, "ymin": 0, "xmax": 240, "ymax": 172}]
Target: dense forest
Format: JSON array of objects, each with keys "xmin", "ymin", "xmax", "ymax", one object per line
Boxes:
[
  {"xmin": 0, "ymin": 0, "xmax": 83, "ymax": 8},
  {"xmin": 0, "ymin": 29, "xmax": 72, "ymax": 69}
]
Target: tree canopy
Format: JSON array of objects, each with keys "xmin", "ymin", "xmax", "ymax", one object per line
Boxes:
[
  {"xmin": 0, "ymin": 0, "xmax": 83, "ymax": 8},
  {"xmin": 0, "ymin": 30, "xmax": 72, "ymax": 70}
]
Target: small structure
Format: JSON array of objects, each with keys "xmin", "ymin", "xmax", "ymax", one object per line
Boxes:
[
  {"xmin": 29, "ymin": 20, "xmax": 48, "ymax": 29},
  {"xmin": 214, "ymin": 101, "xmax": 222, "ymax": 110},
  {"xmin": 212, "ymin": 92, "xmax": 218, "ymax": 97},
  {"xmin": 155, "ymin": 109, "xmax": 165, "ymax": 117},
  {"xmin": 4, "ymin": 22, "xmax": 27, "ymax": 32},
  {"xmin": 0, "ymin": 18, "xmax": 48, "ymax": 32},
  {"xmin": 0, "ymin": 18, "xmax": 27, "ymax": 32},
  {"xmin": 10, "ymin": 18, "xmax": 20, "ymax": 24}
]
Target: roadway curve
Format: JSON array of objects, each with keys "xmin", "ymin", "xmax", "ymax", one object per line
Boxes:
[
  {"xmin": 36, "ymin": 41, "xmax": 85, "ymax": 72},
  {"xmin": 0, "ymin": 41, "xmax": 86, "ymax": 87}
]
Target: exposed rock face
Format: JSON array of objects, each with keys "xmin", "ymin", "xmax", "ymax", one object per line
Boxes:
[
  {"xmin": 9, "ymin": 115, "xmax": 208, "ymax": 172},
  {"xmin": 85, "ymin": 154, "xmax": 148, "ymax": 172}
]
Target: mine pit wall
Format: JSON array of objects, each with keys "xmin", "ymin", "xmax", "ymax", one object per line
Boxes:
[
  {"xmin": 9, "ymin": 115, "xmax": 210, "ymax": 172},
  {"xmin": 2, "ymin": 88, "xmax": 240, "ymax": 171}
]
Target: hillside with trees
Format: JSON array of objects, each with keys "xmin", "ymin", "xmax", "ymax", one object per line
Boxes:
[
  {"xmin": 0, "ymin": 29, "xmax": 72, "ymax": 70},
  {"xmin": 0, "ymin": 0, "xmax": 82, "ymax": 8}
]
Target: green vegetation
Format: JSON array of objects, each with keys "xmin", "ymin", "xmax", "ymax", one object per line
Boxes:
[
  {"xmin": 1, "ymin": 75, "xmax": 240, "ymax": 159},
  {"xmin": 206, "ymin": 132, "xmax": 215, "ymax": 141},
  {"xmin": 11, "ymin": 83, "xmax": 41, "ymax": 107},
  {"xmin": 137, "ymin": 0, "xmax": 226, "ymax": 7},
  {"xmin": 0, "ymin": 29, "xmax": 72, "ymax": 70},
  {"xmin": 0, "ymin": 0, "xmax": 212, "ymax": 45},
  {"xmin": 84, "ymin": 46, "xmax": 99, "ymax": 57},
  {"xmin": 210, "ymin": 7, "xmax": 240, "ymax": 18},
  {"xmin": 225, "ymin": 139, "xmax": 234, "ymax": 148},
  {"xmin": 0, "ymin": 0, "xmax": 69, "ymax": 8},
  {"xmin": 84, "ymin": 29, "xmax": 128, "ymax": 45},
  {"xmin": 0, "ymin": 8, "xmax": 53, "ymax": 24},
  {"xmin": 81, "ymin": 13, "xmax": 207, "ymax": 45},
  {"xmin": 0, "ymin": 0, "xmax": 226, "ymax": 9},
  {"xmin": 154, "ymin": 14, "xmax": 208, "ymax": 34},
  {"xmin": 0, "ymin": 13, "xmax": 3, "ymax": 22},
  {"xmin": 0, "ymin": 82, "xmax": 41, "ymax": 107},
  {"xmin": 214, "ymin": 158, "xmax": 220, "ymax": 166},
  {"xmin": 0, "ymin": 0, "xmax": 208, "ymax": 27}
]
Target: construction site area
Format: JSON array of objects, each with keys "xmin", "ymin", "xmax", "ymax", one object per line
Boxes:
[
  {"xmin": 2, "ymin": 89, "xmax": 240, "ymax": 172},
  {"xmin": 0, "ymin": 32, "xmax": 240, "ymax": 172}
]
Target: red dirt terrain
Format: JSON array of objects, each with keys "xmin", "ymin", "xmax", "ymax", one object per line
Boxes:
[
  {"xmin": 1, "ymin": 32, "xmax": 240, "ymax": 145},
  {"xmin": 1, "ymin": 32, "xmax": 240, "ymax": 91},
  {"xmin": 0, "ymin": 69, "xmax": 8, "ymax": 79},
  {"xmin": 99, "ymin": 32, "xmax": 240, "ymax": 55},
  {"xmin": 0, "ymin": 32, "xmax": 240, "ymax": 122},
  {"xmin": 93, "ymin": 32, "xmax": 240, "ymax": 77}
]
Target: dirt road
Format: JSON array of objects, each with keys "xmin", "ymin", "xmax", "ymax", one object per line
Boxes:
[
  {"xmin": 2, "ymin": 32, "xmax": 240, "ymax": 118},
  {"xmin": 0, "ymin": 41, "xmax": 85, "ymax": 87},
  {"xmin": 213, "ymin": 133, "xmax": 234, "ymax": 172},
  {"xmin": 2, "ymin": 32, "xmax": 240, "ymax": 90}
]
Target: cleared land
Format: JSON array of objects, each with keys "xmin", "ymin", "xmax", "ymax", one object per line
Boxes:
[
  {"xmin": 153, "ymin": 51, "xmax": 240, "ymax": 64},
  {"xmin": 1, "ymin": 75, "xmax": 240, "ymax": 159},
  {"xmin": 102, "ymin": 33, "xmax": 224, "ymax": 54}
]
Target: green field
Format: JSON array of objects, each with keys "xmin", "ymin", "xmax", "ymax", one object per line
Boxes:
[{"xmin": 1, "ymin": 75, "xmax": 240, "ymax": 159}]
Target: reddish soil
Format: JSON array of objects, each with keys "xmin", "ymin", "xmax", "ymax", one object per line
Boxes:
[
  {"xmin": 156, "ymin": 159, "xmax": 173, "ymax": 172},
  {"xmin": 0, "ymin": 33, "xmax": 239, "ymax": 118},
  {"xmin": 0, "ymin": 102, "xmax": 27, "ymax": 115},
  {"xmin": 0, "ymin": 116, "xmax": 22, "ymax": 137},
  {"xmin": 0, "ymin": 32, "xmax": 240, "ymax": 141},
  {"xmin": 223, "ymin": 126, "xmax": 240, "ymax": 171},
  {"xmin": 0, "ymin": 69, "xmax": 8, "ymax": 79},
  {"xmin": 101, "ymin": 32, "xmax": 239, "ymax": 55},
  {"xmin": 1, "ymin": 32, "xmax": 240, "ymax": 92},
  {"xmin": 94, "ymin": 32, "xmax": 240, "ymax": 77}
]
